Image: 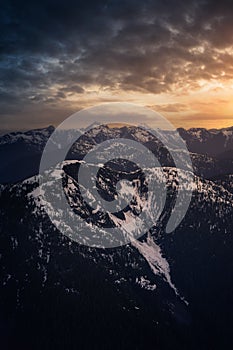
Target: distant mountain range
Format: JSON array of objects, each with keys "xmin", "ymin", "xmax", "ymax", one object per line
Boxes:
[
  {"xmin": 178, "ymin": 126, "xmax": 233, "ymax": 158},
  {"xmin": 0, "ymin": 124, "xmax": 232, "ymax": 183}
]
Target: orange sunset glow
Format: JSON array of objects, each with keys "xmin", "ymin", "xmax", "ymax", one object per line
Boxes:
[{"xmin": 1, "ymin": 0, "xmax": 233, "ymax": 131}]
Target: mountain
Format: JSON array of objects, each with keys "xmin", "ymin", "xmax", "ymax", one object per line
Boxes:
[
  {"xmin": 0, "ymin": 125, "xmax": 55, "ymax": 148},
  {"xmin": 178, "ymin": 126, "xmax": 233, "ymax": 157},
  {"xmin": 0, "ymin": 159, "xmax": 233, "ymax": 349},
  {"xmin": 0, "ymin": 124, "xmax": 233, "ymax": 349},
  {"xmin": 0, "ymin": 124, "xmax": 233, "ymax": 183},
  {"xmin": 0, "ymin": 126, "xmax": 55, "ymax": 183}
]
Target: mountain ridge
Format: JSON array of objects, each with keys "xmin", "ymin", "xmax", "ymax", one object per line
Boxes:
[{"xmin": 0, "ymin": 124, "xmax": 233, "ymax": 184}]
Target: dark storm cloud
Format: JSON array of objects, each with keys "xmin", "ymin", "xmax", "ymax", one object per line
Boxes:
[
  {"xmin": 0, "ymin": 0, "xmax": 233, "ymax": 120},
  {"xmin": 149, "ymin": 103, "xmax": 189, "ymax": 113}
]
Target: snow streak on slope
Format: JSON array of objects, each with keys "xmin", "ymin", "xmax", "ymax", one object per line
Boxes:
[{"xmin": 109, "ymin": 210, "xmax": 186, "ymax": 302}]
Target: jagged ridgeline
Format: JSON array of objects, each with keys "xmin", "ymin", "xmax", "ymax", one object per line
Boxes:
[{"xmin": 0, "ymin": 124, "xmax": 233, "ymax": 183}]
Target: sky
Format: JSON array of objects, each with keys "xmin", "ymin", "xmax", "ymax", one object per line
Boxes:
[{"xmin": 0, "ymin": 0, "xmax": 233, "ymax": 132}]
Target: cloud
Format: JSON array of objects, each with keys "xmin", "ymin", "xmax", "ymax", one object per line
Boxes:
[
  {"xmin": 0, "ymin": 0, "xmax": 233, "ymax": 129},
  {"xmin": 148, "ymin": 103, "xmax": 189, "ymax": 112},
  {"xmin": 60, "ymin": 85, "xmax": 85, "ymax": 94}
]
